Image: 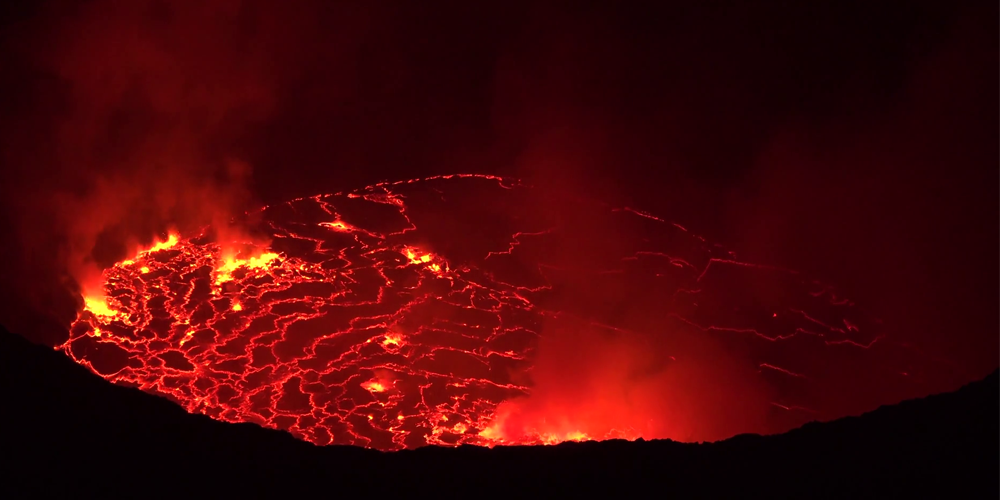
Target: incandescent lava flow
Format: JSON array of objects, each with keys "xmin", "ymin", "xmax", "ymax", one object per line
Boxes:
[{"xmin": 61, "ymin": 174, "xmax": 894, "ymax": 450}]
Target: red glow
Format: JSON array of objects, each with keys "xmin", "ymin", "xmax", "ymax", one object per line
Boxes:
[{"xmin": 61, "ymin": 175, "xmax": 891, "ymax": 450}]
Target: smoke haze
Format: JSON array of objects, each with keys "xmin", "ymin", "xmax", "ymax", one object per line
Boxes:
[{"xmin": 0, "ymin": 0, "xmax": 994, "ymax": 441}]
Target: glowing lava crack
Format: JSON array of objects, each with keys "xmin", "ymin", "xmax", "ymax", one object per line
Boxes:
[{"xmin": 61, "ymin": 174, "xmax": 885, "ymax": 450}]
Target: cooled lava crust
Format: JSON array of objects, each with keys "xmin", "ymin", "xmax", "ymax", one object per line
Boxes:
[{"xmin": 61, "ymin": 174, "xmax": 881, "ymax": 450}]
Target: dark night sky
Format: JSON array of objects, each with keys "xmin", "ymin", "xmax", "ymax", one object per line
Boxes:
[{"xmin": 0, "ymin": 0, "xmax": 995, "ymax": 398}]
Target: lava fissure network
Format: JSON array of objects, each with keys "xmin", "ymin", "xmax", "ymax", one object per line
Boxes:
[{"xmin": 62, "ymin": 174, "xmax": 888, "ymax": 450}]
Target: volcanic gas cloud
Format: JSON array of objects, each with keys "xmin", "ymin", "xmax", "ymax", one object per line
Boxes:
[{"xmin": 62, "ymin": 174, "xmax": 885, "ymax": 450}]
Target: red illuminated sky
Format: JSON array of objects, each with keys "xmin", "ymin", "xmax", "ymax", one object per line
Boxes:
[{"xmin": 0, "ymin": 0, "xmax": 995, "ymax": 427}]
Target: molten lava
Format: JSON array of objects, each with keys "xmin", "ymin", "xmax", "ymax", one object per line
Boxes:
[{"xmin": 61, "ymin": 174, "xmax": 887, "ymax": 450}]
